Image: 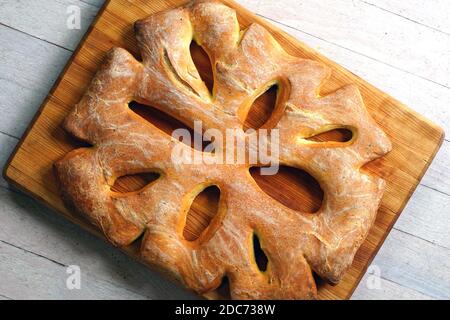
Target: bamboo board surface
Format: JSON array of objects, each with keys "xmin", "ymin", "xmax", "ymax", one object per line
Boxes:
[{"xmin": 3, "ymin": 0, "xmax": 445, "ymax": 300}]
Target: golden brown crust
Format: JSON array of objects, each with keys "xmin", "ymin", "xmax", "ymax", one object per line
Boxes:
[{"xmin": 54, "ymin": 0, "xmax": 392, "ymax": 299}]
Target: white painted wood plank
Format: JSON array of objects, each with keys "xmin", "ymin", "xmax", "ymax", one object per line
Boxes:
[
  {"xmin": 0, "ymin": 25, "xmax": 71, "ymax": 138},
  {"xmin": 395, "ymin": 184, "xmax": 450, "ymax": 249},
  {"xmin": 0, "ymin": 187, "xmax": 197, "ymax": 299},
  {"xmin": 352, "ymin": 275, "xmax": 434, "ymax": 300},
  {"xmin": 0, "ymin": 293, "xmax": 13, "ymax": 300},
  {"xmin": 0, "ymin": 240, "xmax": 148, "ymax": 299},
  {"xmin": 361, "ymin": 0, "xmax": 450, "ymax": 35},
  {"xmin": 421, "ymin": 140, "xmax": 450, "ymax": 195},
  {"xmin": 0, "ymin": 0, "xmax": 100, "ymax": 50},
  {"xmin": 239, "ymin": 0, "xmax": 450, "ymax": 88},
  {"xmin": 366, "ymin": 229, "xmax": 450, "ymax": 299}
]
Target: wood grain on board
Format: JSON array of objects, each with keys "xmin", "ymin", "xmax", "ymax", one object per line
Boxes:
[{"xmin": 3, "ymin": 0, "xmax": 444, "ymax": 299}]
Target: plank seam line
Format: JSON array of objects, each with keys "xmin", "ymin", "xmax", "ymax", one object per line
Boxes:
[
  {"xmin": 0, "ymin": 293, "xmax": 14, "ymax": 300},
  {"xmin": 0, "ymin": 131, "xmax": 19, "ymax": 140},
  {"xmin": 419, "ymin": 184, "xmax": 450, "ymax": 198},
  {"xmin": 359, "ymin": 0, "xmax": 450, "ymax": 37},
  {"xmin": 257, "ymin": 14, "xmax": 450, "ymax": 91},
  {"xmin": 391, "ymin": 228, "xmax": 450, "ymax": 251},
  {"xmin": 0, "ymin": 239, "xmax": 67, "ymax": 267},
  {"xmin": 0, "ymin": 22, "xmax": 73, "ymax": 53},
  {"xmin": 357, "ymin": 257, "xmax": 434, "ymax": 299},
  {"xmin": 373, "ymin": 274, "xmax": 436, "ymax": 300},
  {"xmin": 380, "ymin": 276, "xmax": 434, "ymax": 299}
]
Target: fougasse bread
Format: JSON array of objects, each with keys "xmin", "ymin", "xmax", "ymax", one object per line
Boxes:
[{"xmin": 54, "ymin": 0, "xmax": 392, "ymax": 299}]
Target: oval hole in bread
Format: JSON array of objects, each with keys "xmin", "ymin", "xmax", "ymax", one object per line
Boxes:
[
  {"xmin": 183, "ymin": 185, "xmax": 221, "ymax": 242},
  {"xmin": 250, "ymin": 165, "xmax": 324, "ymax": 213},
  {"xmin": 190, "ymin": 41, "xmax": 214, "ymax": 95}
]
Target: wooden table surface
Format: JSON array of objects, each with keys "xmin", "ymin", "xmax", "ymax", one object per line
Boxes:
[{"xmin": 0, "ymin": 0, "xmax": 448, "ymax": 300}]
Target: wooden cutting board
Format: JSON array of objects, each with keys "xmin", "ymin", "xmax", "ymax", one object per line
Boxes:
[{"xmin": 3, "ymin": 0, "xmax": 444, "ymax": 300}]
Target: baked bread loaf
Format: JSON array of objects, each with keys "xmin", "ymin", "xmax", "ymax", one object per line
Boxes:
[{"xmin": 55, "ymin": 0, "xmax": 392, "ymax": 299}]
